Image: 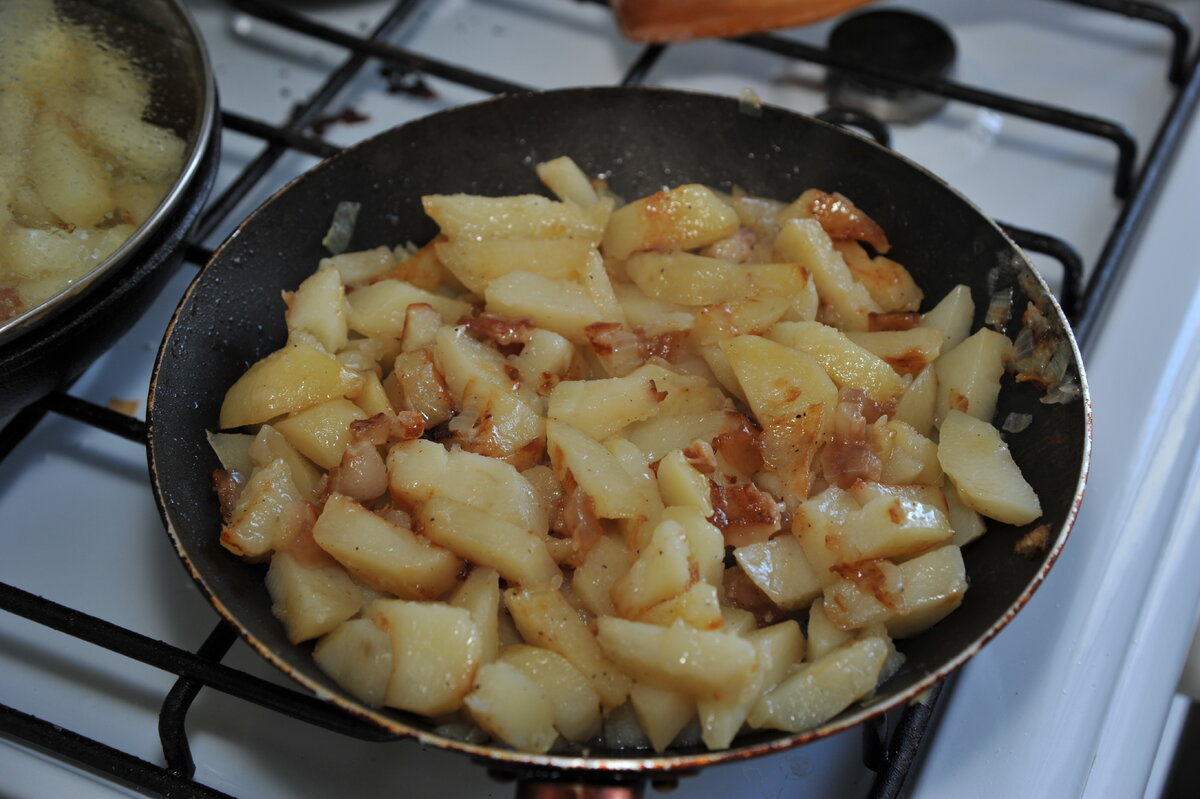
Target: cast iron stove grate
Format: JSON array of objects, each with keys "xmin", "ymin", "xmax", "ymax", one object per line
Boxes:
[{"xmin": 2, "ymin": 0, "xmax": 1199, "ymax": 795}]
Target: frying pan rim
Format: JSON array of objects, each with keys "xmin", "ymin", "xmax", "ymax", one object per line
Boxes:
[{"xmin": 146, "ymin": 85, "xmax": 1092, "ymax": 774}]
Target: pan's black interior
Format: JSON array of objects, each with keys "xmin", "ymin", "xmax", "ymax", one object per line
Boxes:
[{"xmin": 148, "ymin": 87, "xmax": 1088, "ymax": 765}]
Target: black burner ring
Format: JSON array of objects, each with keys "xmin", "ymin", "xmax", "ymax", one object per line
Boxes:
[{"xmin": 825, "ymin": 9, "xmax": 957, "ymax": 124}]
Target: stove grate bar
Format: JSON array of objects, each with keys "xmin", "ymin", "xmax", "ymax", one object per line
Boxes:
[
  {"xmin": 221, "ymin": 111, "xmax": 342, "ymax": 160},
  {"xmin": 735, "ymin": 32, "xmax": 1139, "ymax": 198},
  {"xmin": 229, "ymin": 0, "xmax": 532, "ymax": 97},
  {"xmin": 1050, "ymin": 0, "xmax": 1192, "ymax": 83},
  {"xmin": 0, "ymin": 703, "xmax": 235, "ymax": 799},
  {"xmin": 0, "ymin": 581, "xmax": 398, "ymax": 743}
]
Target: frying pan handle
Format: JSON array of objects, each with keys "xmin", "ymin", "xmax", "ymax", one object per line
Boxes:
[{"xmin": 516, "ymin": 782, "xmax": 643, "ymax": 799}]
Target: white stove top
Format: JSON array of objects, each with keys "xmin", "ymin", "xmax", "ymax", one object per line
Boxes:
[{"xmin": 2, "ymin": 1, "xmax": 1200, "ymax": 797}]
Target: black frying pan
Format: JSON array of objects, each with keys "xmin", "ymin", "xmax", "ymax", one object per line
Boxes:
[{"xmin": 146, "ymin": 87, "xmax": 1090, "ymax": 792}]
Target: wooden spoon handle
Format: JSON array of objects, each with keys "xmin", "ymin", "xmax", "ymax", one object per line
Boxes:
[{"xmin": 612, "ymin": 0, "xmax": 879, "ymax": 42}]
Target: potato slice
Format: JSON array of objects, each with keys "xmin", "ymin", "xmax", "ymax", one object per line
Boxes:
[
  {"xmin": 536, "ymin": 156, "xmax": 601, "ymax": 207},
  {"xmin": 284, "ymin": 267, "xmax": 348, "ymax": 353},
  {"xmin": 274, "ymin": 399, "xmax": 367, "ymax": 471},
  {"xmin": 319, "ymin": 245, "xmax": 397, "ymax": 286},
  {"xmin": 546, "ymin": 420, "xmax": 641, "ymax": 519},
  {"xmin": 804, "ymin": 597, "xmax": 851, "ymax": 662},
  {"xmin": 661, "ymin": 505, "xmax": 725, "ymax": 587},
  {"xmin": 774, "ymin": 218, "xmax": 881, "ymax": 331},
  {"xmin": 823, "ymin": 546, "xmax": 967, "ymax": 637},
  {"xmin": 435, "ymin": 237, "xmax": 592, "ymax": 295},
  {"xmin": 602, "ymin": 184, "xmax": 739, "ymax": 260},
  {"xmin": 625, "ymin": 251, "xmax": 751, "ymax": 306},
  {"xmin": 505, "ymin": 586, "xmax": 631, "ymax": 709},
  {"xmin": 920, "ymin": 284, "xmax": 975, "ymax": 351},
  {"xmin": 720, "ymin": 334, "xmax": 837, "ymax": 427},
  {"xmin": 767, "ymin": 321, "xmax": 905, "ymax": 404},
  {"xmin": 265, "ymin": 551, "xmax": 362, "ymax": 644},
  {"xmin": 895, "ymin": 364, "xmax": 937, "ymax": 437},
  {"xmin": 387, "ymin": 349, "xmax": 454, "ymax": 427},
  {"xmin": 698, "ymin": 620, "xmax": 804, "ymax": 750},
  {"xmin": 733, "ymin": 535, "xmax": 824, "ymax": 611},
  {"xmin": 935, "ymin": 328, "xmax": 1013, "ymax": 425},
  {"xmin": 27, "ymin": 118, "xmax": 113, "ymax": 229},
  {"xmin": 499, "ymin": 644, "xmax": 602, "ymax": 742},
  {"xmin": 485, "ymin": 271, "xmax": 612, "ymax": 343},
  {"xmin": 423, "ymin": 193, "xmax": 612, "ymax": 244},
  {"xmin": 596, "ymin": 617, "xmax": 757, "ymax": 703},
  {"xmin": 547, "ymin": 374, "xmax": 665, "ymax": 440},
  {"xmin": 313, "ymin": 494, "xmax": 464, "ymax": 600},
  {"xmin": 938, "ymin": 410, "xmax": 1042, "ymax": 525},
  {"xmin": 612, "ymin": 282, "xmax": 697, "ymax": 337},
  {"xmin": 572, "ymin": 533, "xmax": 635, "ymax": 617},
  {"xmin": 656, "ymin": 449, "xmax": 714, "ymax": 516},
  {"xmin": 388, "ymin": 439, "xmax": 546, "ymax": 535},
  {"xmin": 629, "ymin": 682, "xmax": 696, "ymax": 753},
  {"xmin": 834, "ymin": 240, "xmax": 923, "ymax": 313},
  {"xmin": 747, "ymin": 636, "xmax": 888, "ymax": 732},
  {"xmin": 634, "ymin": 581, "xmax": 723, "ymax": 630},
  {"xmin": 464, "ymin": 662, "xmax": 559, "ymax": 753},
  {"xmin": 219, "ymin": 343, "xmax": 363, "ymax": 430},
  {"xmin": 417, "ymin": 496, "xmax": 561, "ymax": 590},
  {"xmin": 348, "ymin": 279, "xmax": 470, "ymax": 339},
  {"xmin": 845, "ymin": 327, "xmax": 943, "ymax": 377},
  {"xmin": 611, "ymin": 518, "xmax": 693, "ymax": 619},
  {"xmin": 313, "ymin": 618, "xmax": 393, "ymax": 706},
  {"xmin": 220, "ymin": 458, "xmax": 304, "ymax": 559},
  {"xmin": 370, "ymin": 599, "xmax": 482, "ymax": 716}
]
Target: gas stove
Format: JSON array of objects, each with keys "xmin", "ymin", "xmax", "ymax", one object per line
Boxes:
[{"xmin": 2, "ymin": 1, "xmax": 1200, "ymax": 797}]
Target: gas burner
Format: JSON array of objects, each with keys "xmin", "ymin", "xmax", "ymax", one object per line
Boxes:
[{"xmin": 825, "ymin": 8, "xmax": 956, "ymax": 124}]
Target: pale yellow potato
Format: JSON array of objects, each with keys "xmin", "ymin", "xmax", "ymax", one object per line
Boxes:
[
  {"xmin": 611, "ymin": 282, "xmax": 697, "ymax": 336},
  {"xmin": 833, "ymin": 240, "xmax": 923, "ymax": 312},
  {"xmin": 504, "ymin": 586, "xmax": 631, "ymax": 709},
  {"xmin": 435, "ymin": 237, "xmax": 592, "ymax": 295},
  {"xmin": 369, "ymin": 599, "xmax": 482, "ymax": 716},
  {"xmin": 27, "ymin": 116, "xmax": 112, "ymax": 229},
  {"xmin": 313, "ymin": 618, "xmax": 393, "ymax": 706},
  {"xmin": 596, "ymin": 617, "xmax": 758, "ymax": 704},
  {"xmin": 720, "ymin": 334, "xmax": 837, "ymax": 427},
  {"xmin": 273, "ymin": 398, "xmax": 366, "ymax": 471},
  {"xmin": 536, "ymin": 156, "xmax": 601, "ymax": 207},
  {"xmin": 836, "ymin": 492, "xmax": 953, "ymax": 562},
  {"xmin": 451, "ymin": 380, "xmax": 545, "ymax": 460},
  {"xmin": 423, "ymin": 193, "xmax": 612, "ymax": 244},
  {"xmin": 547, "ymin": 374, "xmax": 664, "ymax": 440},
  {"xmin": 76, "ymin": 94, "xmax": 185, "ymax": 182},
  {"xmin": 626, "ymin": 364, "xmax": 727, "ymax": 417},
  {"xmin": 747, "ymin": 636, "xmax": 888, "ymax": 733},
  {"xmin": 634, "ymin": 581, "xmax": 723, "ymax": 630},
  {"xmin": 690, "ymin": 295, "xmax": 792, "ymax": 346},
  {"xmin": 546, "ymin": 420, "xmax": 642, "ymax": 519},
  {"xmin": 319, "ymin": 245, "xmax": 397, "ymax": 285},
  {"xmin": 804, "ymin": 597, "xmax": 851, "ymax": 662},
  {"xmin": 611, "ymin": 518, "xmax": 693, "ymax": 619},
  {"xmin": 398, "ymin": 302, "xmax": 443, "ymax": 352},
  {"xmin": 660, "ymin": 505, "xmax": 725, "ymax": 587},
  {"xmin": 945, "ymin": 483, "xmax": 988, "ymax": 546},
  {"xmin": 313, "ymin": 494, "xmax": 464, "ymax": 600},
  {"xmin": 622, "ymin": 410, "xmax": 730, "ymax": 463},
  {"xmin": 266, "ymin": 551, "xmax": 363, "ymax": 644},
  {"xmin": 251, "ymin": 415, "xmax": 345, "ymax": 498},
  {"xmin": 417, "ymin": 496, "xmax": 561, "ymax": 590},
  {"xmin": 938, "ymin": 410, "xmax": 1042, "ymax": 525},
  {"xmin": 934, "ymin": 328, "xmax": 1014, "ymax": 425},
  {"xmin": 572, "ymin": 533, "xmax": 634, "ymax": 617},
  {"xmin": 823, "ymin": 546, "xmax": 967, "ymax": 637},
  {"xmin": 284, "ymin": 267, "xmax": 348, "ymax": 353},
  {"xmin": 895, "ymin": 364, "xmax": 938, "ymax": 437},
  {"xmin": 207, "ymin": 430, "xmax": 255, "ymax": 476},
  {"xmin": 219, "ymin": 458, "xmax": 304, "ymax": 559},
  {"xmin": 625, "ymin": 251, "xmax": 752, "ymax": 306},
  {"xmin": 348, "ymin": 280, "xmax": 471, "ymax": 339},
  {"xmin": 510, "ymin": 327, "xmax": 576, "ymax": 401},
  {"xmin": 499, "ymin": 644, "xmax": 602, "ymax": 743},
  {"xmin": 767, "ymin": 321, "xmax": 905, "ymax": 404},
  {"xmin": 219, "ymin": 343, "xmax": 363, "ymax": 429},
  {"xmin": 450, "ymin": 567, "xmax": 501, "ymax": 664},
  {"xmin": 734, "ymin": 536, "xmax": 824, "ymax": 611},
  {"xmin": 791, "ymin": 485, "xmax": 857, "ymax": 583},
  {"xmin": 352, "ymin": 371, "xmax": 394, "ymax": 417},
  {"xmin": 656, "ymin": 449, "xmax": 714, "ymax": 516},
  {"xmin": 698, "ymin": 620, "xmax": 805, "ymax": 750},
  {"xmin": 873, "ymin": 419, "xmax": 943, "ymax": 486},
  {"xmin": 485, "ymin": 270, "xmax": 611, "ymax": 343},
  {"xmin": 774, "ymin": 218, "xmax": 881, "ymax": 331},
  {"xmin": 920, "ymin": 284, "xmax": 975, "ymax": 351},
  {"xmin": 387, "ymin": 439, "xmax": 546, "ymax": 535},
  {"xmin": 845, "ymin": 327, "xmax": 944, "ymax": 378},
  {"xmin": 387, "ymin": 348, "xmax": 454, "ymax": 426},
  {"xmin": 602, "ymin": 184, "xmax": 739, "ymax": 260},
  {"xmin": 629, "ymin": 682, "xmax": 696, "ymax": 753}
]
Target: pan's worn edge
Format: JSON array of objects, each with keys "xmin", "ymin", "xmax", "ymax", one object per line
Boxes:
[{"xmin": 145, "ymin": 85, "xmax": 1092, "ymax": 775}]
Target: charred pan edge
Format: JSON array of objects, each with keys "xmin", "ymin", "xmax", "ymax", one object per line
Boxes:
[{"xmin": 146, "ymin": 86, "xmax": 1092, "ymax": 775}]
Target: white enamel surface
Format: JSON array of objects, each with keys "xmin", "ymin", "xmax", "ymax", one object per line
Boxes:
[{"xmin": 2, "ymin": 1, "xmax": 1199, "ymax": 797}]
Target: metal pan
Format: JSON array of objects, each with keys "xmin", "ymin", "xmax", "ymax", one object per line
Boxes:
[{"xmin": 146, "ymin": 87, "xmax": 1090, "ymax": 793}]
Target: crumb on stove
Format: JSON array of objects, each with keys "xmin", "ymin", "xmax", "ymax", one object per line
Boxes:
[{"xmin": 108, "ymin": 397, "xmax": 140, "ymax": 416}]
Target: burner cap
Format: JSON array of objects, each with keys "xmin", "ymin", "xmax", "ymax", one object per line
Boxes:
[{"xmin": 825, "ymin": 9, "xmax": 957, "ymax": 124}]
